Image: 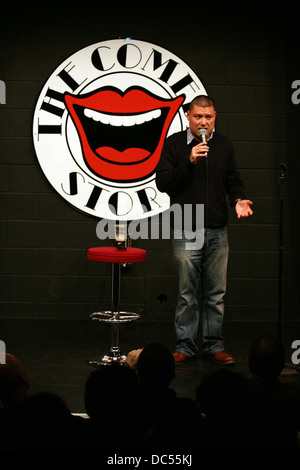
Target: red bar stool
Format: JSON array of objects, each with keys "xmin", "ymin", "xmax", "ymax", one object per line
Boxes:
[{"xmin": 87, "ymin": 246, "xmax": 146, "ymax": 365}]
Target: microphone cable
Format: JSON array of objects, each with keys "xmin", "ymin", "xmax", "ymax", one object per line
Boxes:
[
  {"xmin": 199, "ymin": 129, "xmax": 212, "ymax": 373},
  {"xmin": 204, "ymin": 152, "xmax": 212, "ymax": 373}
]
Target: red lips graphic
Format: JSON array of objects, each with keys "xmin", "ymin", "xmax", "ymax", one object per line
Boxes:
[{"xmin": 64, "ymin": 87, "xmax": 184, "ymax": 181}]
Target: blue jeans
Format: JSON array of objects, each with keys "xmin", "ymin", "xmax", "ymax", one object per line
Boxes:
[{"xmin": 172, "ymin": 226, "xmax": 229, "ymax": 356}]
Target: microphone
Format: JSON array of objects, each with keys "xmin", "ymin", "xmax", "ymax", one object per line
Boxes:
[
  {"xmin": 199, "ymin": 129, "xmax": 208, "ymax": 158},
  {"xmin": 199, "ymin": 128, "xmax": 206, "ymax": 142}
]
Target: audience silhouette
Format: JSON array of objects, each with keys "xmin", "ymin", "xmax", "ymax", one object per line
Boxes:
[
  {"xmin": 0, "ymin": 353, "xmax": 29, "ymax": 409},
  {"xmin": 196, "ymin": 368, "xmax": 251, "ymax": 449},
  {"xmin": 247, "ymin": 334, "xmax": 300, "ymax": 449},
  {"xmin": 131, "ymin": 341, "xmax": 208, "ymax": 450},
  {"xmin": 3, "ymin": 391, "xmax": 86, "ymax": 450},
  {"xmin": 84, "ymin": 362, "xmax": 141, "ymax": 450},
  {"xmin": 0, "ymin": 337, "xmax": 299, "ymax": 450}
]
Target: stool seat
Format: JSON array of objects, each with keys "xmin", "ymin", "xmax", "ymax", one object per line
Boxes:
[{"xmin": 87, "ymin": 246, "xmax": 146, "ymax": 264}]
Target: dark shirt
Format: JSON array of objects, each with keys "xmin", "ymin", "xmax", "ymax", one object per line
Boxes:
[{"xmin": 155, "ymin": 130, "xmax": 246, "ymax": 229}]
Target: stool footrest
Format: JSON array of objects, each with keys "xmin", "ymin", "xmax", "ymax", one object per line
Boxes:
[
  {"xmin": 90, "ymin": 311, "xmax": 140, "ymax": 323},
  {"xmin": 87, "ymin": 346, "xmax": 127, "ymax": 366},
  {"xmin": 87, "ymin": 355, "xmax": 127, "ymax": 366}
]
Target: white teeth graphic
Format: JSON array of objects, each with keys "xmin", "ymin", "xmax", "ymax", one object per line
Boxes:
[{"xmin": 84, "ymin": 107, "xmax": 161, "ymax": 127}]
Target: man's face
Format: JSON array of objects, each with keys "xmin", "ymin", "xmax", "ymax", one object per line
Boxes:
[{"xmin": 186, "ymin": 104, "xmax": 217, "ymax": 140}]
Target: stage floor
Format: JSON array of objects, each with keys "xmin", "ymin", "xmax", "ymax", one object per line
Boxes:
[{"xmin": 1, "ymin": 318, "xmax": 299, "ymax": 413}]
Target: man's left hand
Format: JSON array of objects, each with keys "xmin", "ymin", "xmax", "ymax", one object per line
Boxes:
[{"xmin": 235, "ymin": 199, "xmax": 253, "ymax": 218}]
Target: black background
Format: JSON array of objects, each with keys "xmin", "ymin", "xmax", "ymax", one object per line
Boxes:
[{"xmin": 1, "ymin": 2, "xmax": 300, "ymax": 325}]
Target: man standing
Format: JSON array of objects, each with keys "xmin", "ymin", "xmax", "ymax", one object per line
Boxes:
[{"xmin": 156, "ymin": 95, "xmax": 253, "ymax": 365}]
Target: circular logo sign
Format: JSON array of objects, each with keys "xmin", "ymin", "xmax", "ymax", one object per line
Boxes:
[{"xmin": 33, "ymin": 39, "xmax": 207, "ymax": 220}]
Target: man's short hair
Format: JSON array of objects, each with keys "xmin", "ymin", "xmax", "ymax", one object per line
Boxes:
[
  {"xmin": 189, "ymin": 95, "xmax": 216, "ymax": 110},
  {"xmin": 137, "ymin": 341, "xmax": 175, "ymax": 388}
]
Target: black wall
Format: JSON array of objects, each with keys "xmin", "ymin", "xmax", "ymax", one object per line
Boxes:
[{"xmin": 1, "ymin": 4, "xmax": 300, "ymax": 323}]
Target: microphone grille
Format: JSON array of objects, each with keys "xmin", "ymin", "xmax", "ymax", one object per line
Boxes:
[{"xmin": 199, "ymin": 129, "xmax": 206, "ymax": 140}]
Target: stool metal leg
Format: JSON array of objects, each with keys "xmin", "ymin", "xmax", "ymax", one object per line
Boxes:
[
  {"xmin": 88, "ymin": 261, "xmax": 141, "ymax": 366},
  {"xmin": 104, "ymin": 262, "xmax": 126, "ymax": 363}
]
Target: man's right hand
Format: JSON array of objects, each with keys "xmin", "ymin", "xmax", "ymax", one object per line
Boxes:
[{"xmin": 189, "ymin": 142, "xmax": 209, "ymax": 164}]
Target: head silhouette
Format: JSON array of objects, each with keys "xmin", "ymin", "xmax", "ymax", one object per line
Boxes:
[{"xmin": 248, "ymin": 335, "xmax": 285, "ymax": 378}]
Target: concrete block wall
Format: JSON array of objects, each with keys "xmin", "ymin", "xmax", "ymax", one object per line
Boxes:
[{"xmin": 1, "ymin": 4, "xmax": 300, "ymax": 322}]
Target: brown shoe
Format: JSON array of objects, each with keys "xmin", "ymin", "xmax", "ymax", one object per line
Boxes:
[
  {"xmin": 207, "ymin": 351, "xmax": 235, "ymax": 365},
  {"xmin": 173, "ymin": 352, "xmax": 189, "ymax": 365}
]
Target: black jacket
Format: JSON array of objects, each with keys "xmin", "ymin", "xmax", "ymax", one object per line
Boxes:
[{"xmin": 155, "ymin": 130, "xmax": 246, "ymax": 229}]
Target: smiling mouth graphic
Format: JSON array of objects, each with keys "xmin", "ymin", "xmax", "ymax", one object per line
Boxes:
[{"xmin": 64, "ymin": 87, "xmax": 184, "ymax": 181}]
